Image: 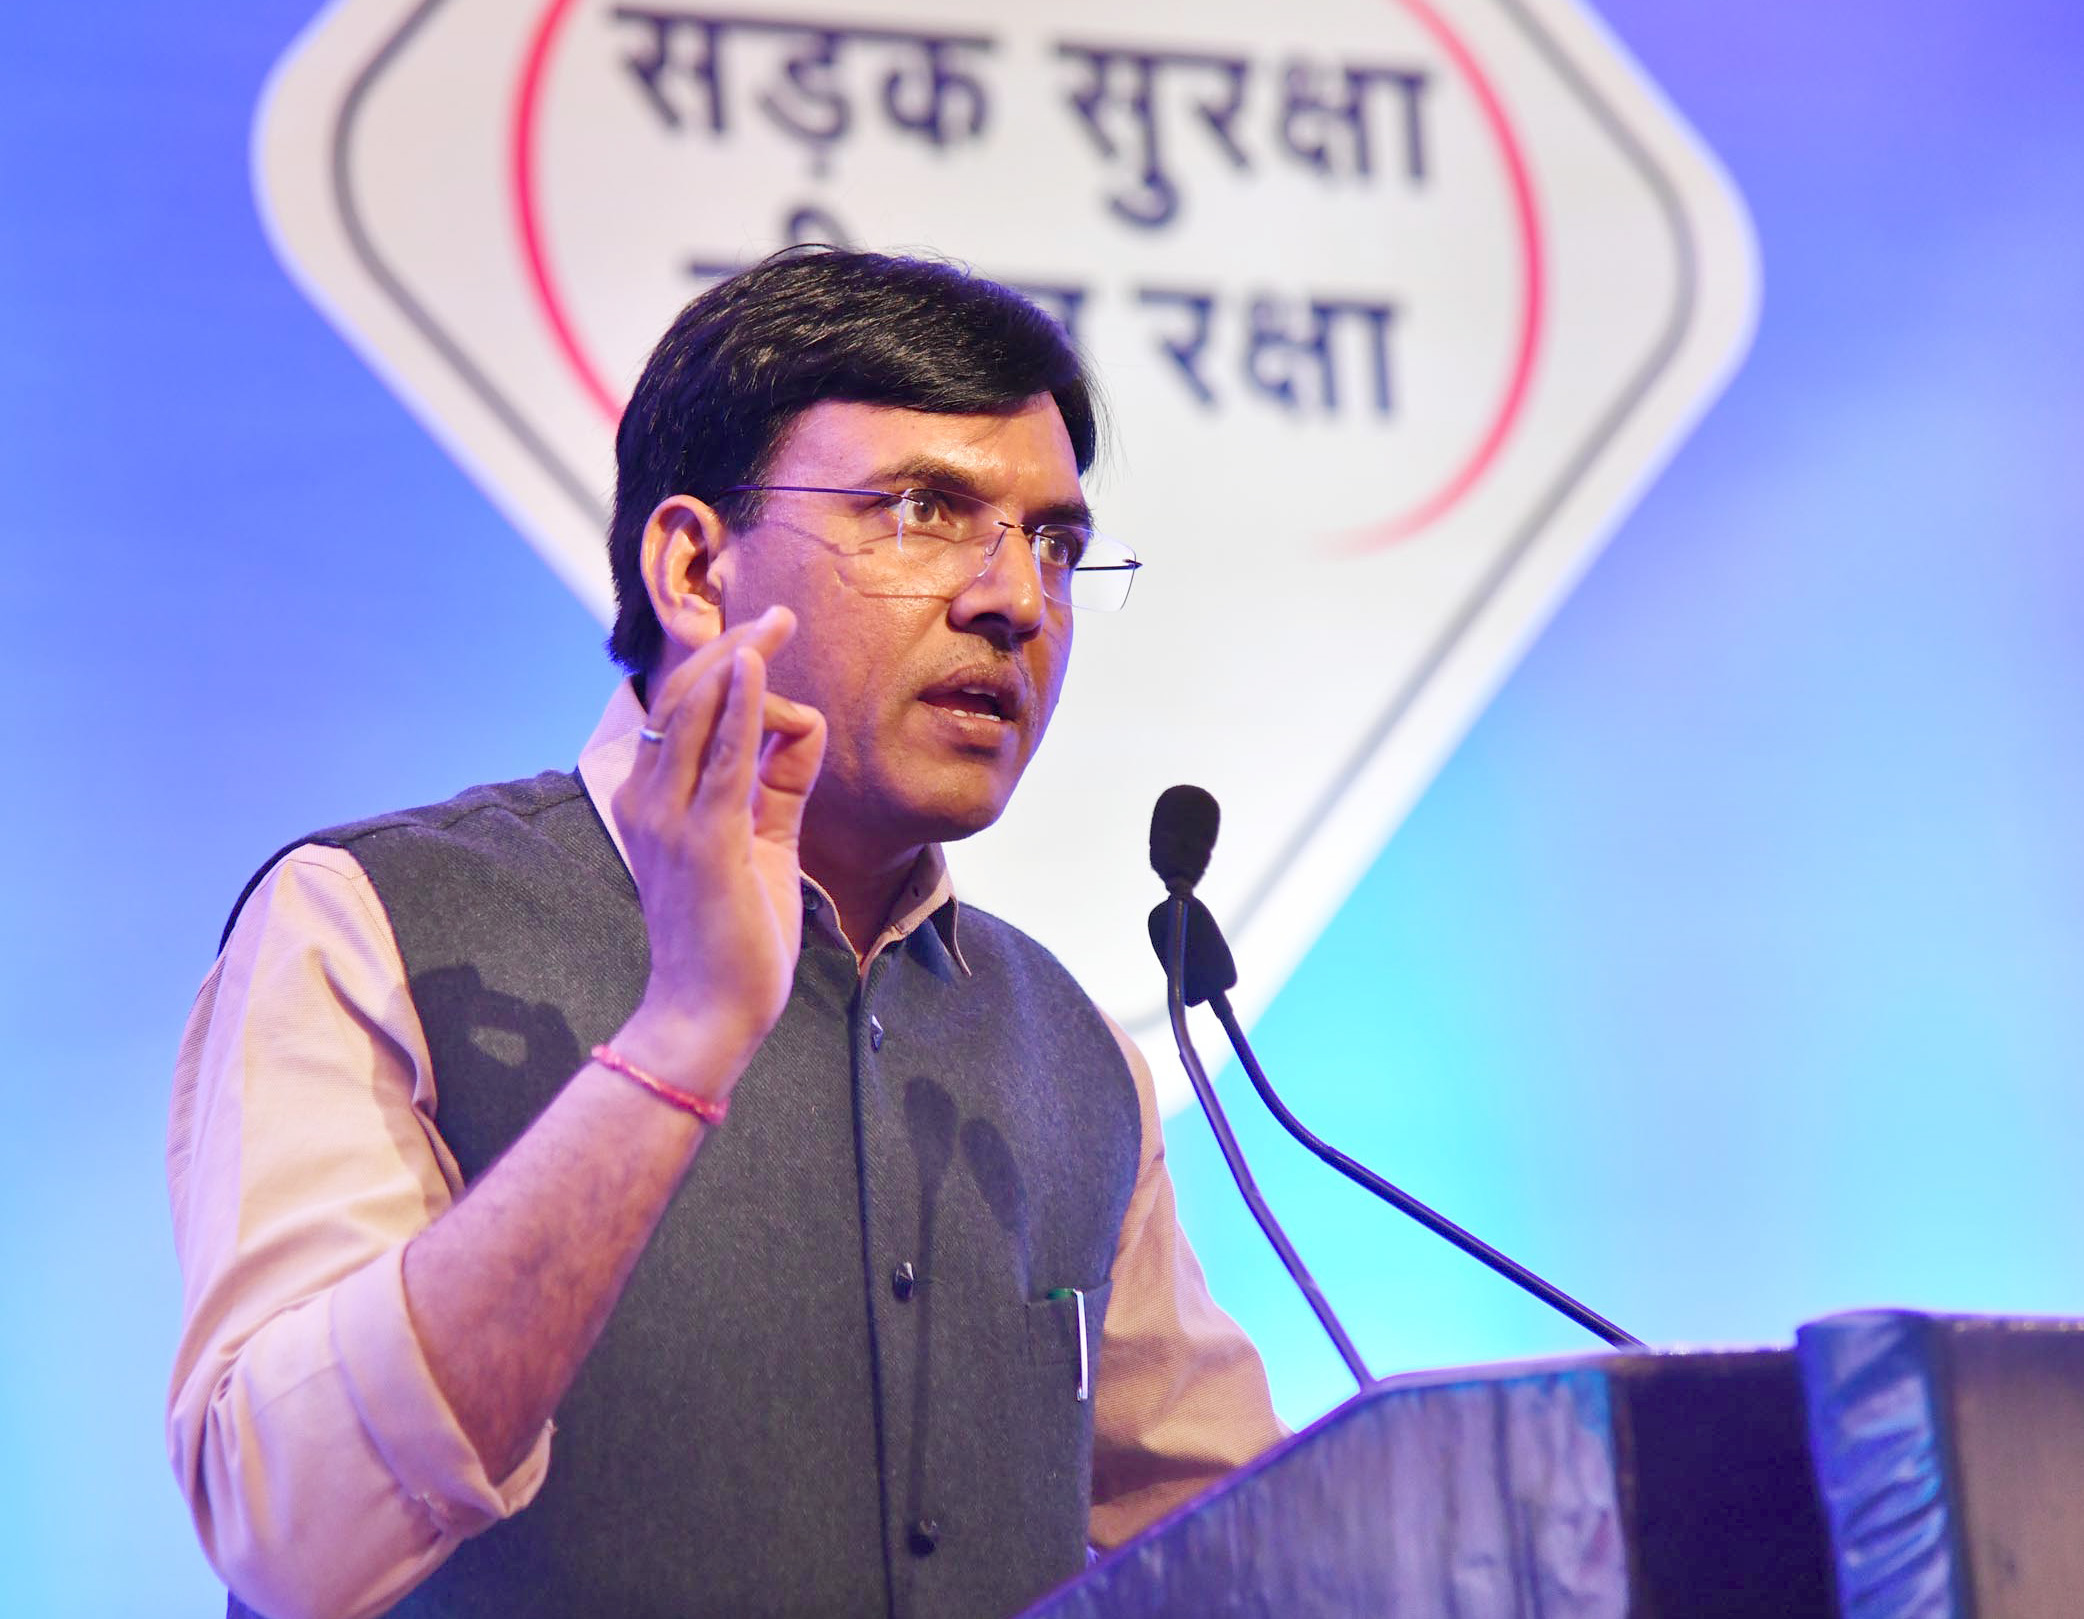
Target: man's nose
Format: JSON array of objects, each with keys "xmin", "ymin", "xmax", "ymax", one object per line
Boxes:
[{"xmin": 951, "ymin": 526, "xmax": 1047, "ymax": 637}]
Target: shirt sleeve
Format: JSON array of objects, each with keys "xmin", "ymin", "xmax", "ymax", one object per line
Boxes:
[
  {"xmin": 1087, "ymin": 1015, "xmax": 1289, "ymax": 1547},
  {"xmin": 166, "ymin": 845, "xmax": 552, "ymax": 1619}
]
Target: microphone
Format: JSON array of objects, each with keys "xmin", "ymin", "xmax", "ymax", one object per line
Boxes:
[
  {"xmin": 1144, "ymin": 835, "xmax": 1645, "ymax": 1353},
  {"xmin": 1145, "ymin": 895, "xmax": 1235, "ymax": 1007},
  {"xmin": 1149, "ymin": 790, "xmax": 1373, "ymax": 1389},
  {"xmin": 1149, "ymin": 784, "xmax": 1219, "ymax": 897}
]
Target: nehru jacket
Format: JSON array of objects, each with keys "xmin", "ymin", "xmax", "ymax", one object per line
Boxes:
[{"xmin": 168, "ymin": 683, "xmax": 1284, "ymax": 1619}]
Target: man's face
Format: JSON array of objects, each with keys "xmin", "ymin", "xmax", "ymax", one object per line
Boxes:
[{"xmin": 709, "ymin": 394, "xmax": 1082, "ymax": 869}]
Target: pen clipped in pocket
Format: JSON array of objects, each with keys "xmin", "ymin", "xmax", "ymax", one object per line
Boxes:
[{"xmin": 1027, "ymin": 1279, "xmax": 1112, "ymax": 1402}]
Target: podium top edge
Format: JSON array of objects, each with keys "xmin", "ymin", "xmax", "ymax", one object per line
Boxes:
[
  {"xmin": 1797, "ymin": 1308, "xmax": 2084, "ymax": 1339},
  {"xmin": 1354, "ymin": 1343, "xmax": 1791, "ymax": 1397}
]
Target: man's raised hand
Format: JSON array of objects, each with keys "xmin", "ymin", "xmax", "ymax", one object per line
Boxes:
[{"xmin": 612, "ymin": 606, "xmax": 828, "ymax": 1095}]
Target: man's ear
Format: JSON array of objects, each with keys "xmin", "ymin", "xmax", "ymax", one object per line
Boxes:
[{"xmin": 639, "ymin": 495, "xmax": 728, "ymax": 652}]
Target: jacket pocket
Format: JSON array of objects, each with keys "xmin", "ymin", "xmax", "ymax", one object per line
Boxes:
[{"xmin": 1026, "ymin": 1280, "xmax": 1112, "ymax": 1406}]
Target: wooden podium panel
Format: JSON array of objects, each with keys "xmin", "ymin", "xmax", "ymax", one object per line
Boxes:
[
  {"xmin": 1023, "ymin": 1349, "xmax": 1834, "ymax": 1618},
  {"xmin": 1798, "ymin": 1311, "xmax": 2084, "ymax": 1619}
]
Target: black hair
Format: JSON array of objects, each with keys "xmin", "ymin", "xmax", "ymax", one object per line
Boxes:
[{"xmin": 606, "ymin": 247, "xmax": 1101, "ymax": 674}]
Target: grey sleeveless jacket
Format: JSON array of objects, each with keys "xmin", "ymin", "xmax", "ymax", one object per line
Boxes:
[{"xmin": 223, "ymin": 771, "xmax": 1140, "ymax": 1619}]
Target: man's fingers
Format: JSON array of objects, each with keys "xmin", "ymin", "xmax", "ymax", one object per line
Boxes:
[
  {"xmin": 643, "ymin": 626, "xmax": 735, "ymax": 725},
  {"xmin": 758, "ymin": 689, "xmax": 820, "ymax": 742},
  {"xmin": 642, "ymin": 605, "xmax": 798, "ymax": 733},
  {"xmin": 639, "ymin": 650, "xmax": 735, "ymax": 812},
  {"xmin": 740, "ymin": 604, "xmax": 797, "ymax": 663},
  {"xmin": 624, "ymin": 605, "xmax": 807, "ymax": 822},
  {"xmin": 693, "ymin": 647, "xmax": 766, "ymax": 810},
  {"xmin": 756, "ymin": 701, "xmax": 826, "ymax": 801}
]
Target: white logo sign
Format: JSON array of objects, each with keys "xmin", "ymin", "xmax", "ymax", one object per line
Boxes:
[{"xmin": 258, "ymin": 0, "xmax": 1755, "ymax": 1090}]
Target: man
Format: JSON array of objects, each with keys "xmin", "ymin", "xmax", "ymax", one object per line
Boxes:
[{"xmin": 169, "ymin": 249, "xmax": 1282, "ymax": 1619}]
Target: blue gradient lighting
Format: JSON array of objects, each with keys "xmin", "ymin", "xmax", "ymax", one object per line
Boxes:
[{"xmin": 4, "ymin": 1, "xmax": 2084, "ymax": 1612}]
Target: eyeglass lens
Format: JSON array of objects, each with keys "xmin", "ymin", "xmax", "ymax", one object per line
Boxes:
[{"xmin": 889, "ymin": 490, "xmax": 1135, "ymax": 611}]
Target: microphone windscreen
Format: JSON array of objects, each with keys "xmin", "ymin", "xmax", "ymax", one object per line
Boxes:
[{"xmin": 1149, "ymin": 785, "xmax": 1220, "ymax": 891}]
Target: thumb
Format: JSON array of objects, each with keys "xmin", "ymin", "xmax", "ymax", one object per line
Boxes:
[{"xmin": 752, "ymin": 703, "xmax": 826, "ymax": 841}]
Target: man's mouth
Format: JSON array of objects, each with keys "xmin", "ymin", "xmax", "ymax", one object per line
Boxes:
[{"xmin": 919, "ymin": 673, "xmax": 1022, "ymax": 724}]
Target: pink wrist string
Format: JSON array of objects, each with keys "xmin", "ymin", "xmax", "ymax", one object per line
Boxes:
[{"xmin": 591, "ymin": 1044, "xmax": 729, "ymax": 1126}]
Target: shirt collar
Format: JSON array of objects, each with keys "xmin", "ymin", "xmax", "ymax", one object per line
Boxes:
[{"xmin": 577, "ymin": 679, "xmax": 969, "ymax": 978}]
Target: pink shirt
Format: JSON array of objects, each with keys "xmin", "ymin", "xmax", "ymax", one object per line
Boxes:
[{"xmin": 168, "ymin": 682, "xmax": 1284, "ymax": 1619}]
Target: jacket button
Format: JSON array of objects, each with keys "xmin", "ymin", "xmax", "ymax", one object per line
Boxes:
[
  {"xmin": 892, "ymin": 1262, "xmax": 916, "ymax": 1301},
  {"xmin": 908, "ymin": 1517, "xmax": 939, "ymax": 1557},
  {"xmin": 868, "ymin": 1014, "xmax": 885, "ymax": 1051}
]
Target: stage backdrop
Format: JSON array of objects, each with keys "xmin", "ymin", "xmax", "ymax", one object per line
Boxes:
[
  {"xmin": 4, "ymin": 2, "xmax": 2083, "ymax": 1615},
  {"xmin": 251, "ymin": 0, "xmax": 1756, "ymax": 1058}
]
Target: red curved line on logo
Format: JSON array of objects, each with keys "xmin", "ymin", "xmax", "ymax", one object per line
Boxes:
[
  {"xmin": 1352, "ymin": 0, "xmax": 1547, "ymax": 549},
  {"xmin": 513, "ymin": 0, "xmax": 1545, "ymax": 494},
  {"xmin": 515, "ymin": 0, "xmax": 622, "ymax": 424}
]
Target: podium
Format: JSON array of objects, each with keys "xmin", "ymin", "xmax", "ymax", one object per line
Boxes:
[
  {"xmin": 1020, "ymin": 1314, "xmax": 2084, "ymax": 1618},
  {"xmin": 1798, "ymin": 1311, "xmax": 2084, "ymax": 1619}
]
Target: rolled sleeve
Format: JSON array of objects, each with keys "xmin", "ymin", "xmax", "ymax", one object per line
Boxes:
[
  {"xmin": 332, "ymin": 1247, "xmax": 552, "ymax": 1539},
  {"xmin": 167, "ymin": 847, "xmax": 548, "ymax": 1618}
]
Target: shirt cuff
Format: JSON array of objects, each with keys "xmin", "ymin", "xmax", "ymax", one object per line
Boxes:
[{"xmin": 330, "ymin": 1246, "xmax": 551, "ymax": 1535}]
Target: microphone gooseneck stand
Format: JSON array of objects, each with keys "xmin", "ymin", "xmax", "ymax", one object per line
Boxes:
[
  {"xmin": 1204, "ymin": 990, "xmax": 1644, "ymax": 1351},
  {"xmin": 1164, "ymin": 893, "xmax": 1374, "ymax": 1389},
  {"xmin": 1154, "ymin": 890, "xmax": 1643, "ymax": 1351}
]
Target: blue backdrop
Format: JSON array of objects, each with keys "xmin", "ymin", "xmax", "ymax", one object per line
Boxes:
[{"xmin": 4, "ymin": 2, "xmax": 2082, "ymax": 1612}]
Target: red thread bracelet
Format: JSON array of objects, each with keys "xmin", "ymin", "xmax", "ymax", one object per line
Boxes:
[{"xmin": 591, "ymin": 1044, "xmax": 729, "ymax": 1126}]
